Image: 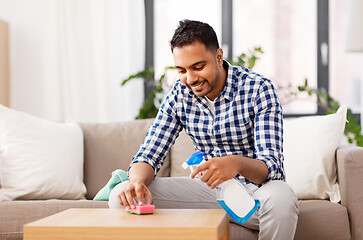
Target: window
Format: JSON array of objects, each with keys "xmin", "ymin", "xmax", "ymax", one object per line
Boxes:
[
  {"xmin": 147, "ymin": 0, "xmax": 361, "ymax": 120},
  {"xmin": 330, "ymin": 0, "xmax": 363, "ymax": 114},
  {"xmin": 233, "ymin": 0, "xmax": 317, "ymax": 114}
]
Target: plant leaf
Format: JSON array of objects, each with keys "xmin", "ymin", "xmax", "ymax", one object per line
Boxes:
[{"xmin": 121, "ymin": 68, "xmax": 154, "ymax": 86}]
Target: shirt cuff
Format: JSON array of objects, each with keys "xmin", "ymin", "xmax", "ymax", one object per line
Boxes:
[
  {"xmin": 257, "ymin": 156, "xmax": 285, "ymax": 181},
  {"xmin": 128, "ymin": 158, "xmax": 158, "ymax": 178}
]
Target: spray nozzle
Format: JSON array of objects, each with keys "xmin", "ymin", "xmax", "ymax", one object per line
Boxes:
[{"xmin": 181, "ymin": 151, "xmax": 206, "ymax": 169}]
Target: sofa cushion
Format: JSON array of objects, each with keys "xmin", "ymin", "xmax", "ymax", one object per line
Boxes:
[
  {"xmin": 294, "ymin": 200, "xmax": 350, "ymax": 240},
  {"xmin": 0, "ymin": 199, "xmax": 107, "ymax": 240},
  {"xmin": 0, "ymin": 105, "xmax": 86, "ymax": 201},
  {"xmin": 229, "ymin": 222, "xmax": 258, "ymax": 240},
  {"xmin": 283, "ymin": 106, "xmax": 347, "ymax": 202},
  {"xmin": 0, "ymin": 233, "xmax": 22, "ymax": 240},
  {"xmin": 228, "ymin": 200, "xmax": 350, "ymax": 240},
  {"xmin": 80, "ymin": 118, "xmax": 171, "ymax": 200}
]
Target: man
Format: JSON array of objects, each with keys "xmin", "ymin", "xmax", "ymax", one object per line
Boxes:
[{"xmin": 109, "ymin": 19, "xmax": 298, "ymax": 239}]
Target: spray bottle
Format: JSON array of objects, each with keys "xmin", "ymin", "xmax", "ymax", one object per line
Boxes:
[{"xmin": 182, "ymin": 151, "xmax": 260, "ymax": 224}]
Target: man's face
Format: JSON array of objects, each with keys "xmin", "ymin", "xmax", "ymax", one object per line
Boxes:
[{"xmin": 172, "ymin": 41, "xmax": 225, "ymax": 100}]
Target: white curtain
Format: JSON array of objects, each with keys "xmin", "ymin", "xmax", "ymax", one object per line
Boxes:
[{"xmin": 0, "ymin": 0, "xmax": 145, "ymax": 122}]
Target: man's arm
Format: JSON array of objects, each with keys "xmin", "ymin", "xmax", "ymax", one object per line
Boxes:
[
  {"xmin": 128, "ymin": 162, "xmax": 155, "ymax": 186},
  {"xmin": 232, "ymin": 155, "xmax": 269, "ymax": 184},
  {"xmin": 128, "ymin": 84, "xmax": 183, "ymax": 177},
  {"xmin": 118, "ymin": 162, "xmax": 155, "ymax": 208},
  {"xmin": 118, "ymin": 83, "xmax": 183, "ymax": 208},
  {"xmin": 252, "ymin": 79, "xmax": 285, "ymax": 182}
]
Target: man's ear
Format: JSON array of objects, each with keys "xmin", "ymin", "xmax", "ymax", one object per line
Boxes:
[{"xmin": 216, "ymin": 48, "xmax": 223, "ymax": 66}]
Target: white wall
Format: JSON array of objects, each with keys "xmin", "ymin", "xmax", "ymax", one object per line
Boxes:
[{"xmin": 0, "ymin": 0, "xmax": 145, "ymax": 122}]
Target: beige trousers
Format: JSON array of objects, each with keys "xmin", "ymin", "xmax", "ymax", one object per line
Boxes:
[{"xmin": 109, "ymin": 177, "xmax": 299, "ymax": 240}]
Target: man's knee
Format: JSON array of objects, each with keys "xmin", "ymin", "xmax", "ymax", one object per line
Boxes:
[{"xmin": 257, "ymin": 181, "xmax": 299, "ymax": 218}]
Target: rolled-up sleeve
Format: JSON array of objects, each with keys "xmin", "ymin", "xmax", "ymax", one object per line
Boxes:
[
  {"xmin": 253, "ymin": 80, "xmax": 285, "ymax": 181},
  {"xmin": 128, "ymin": 85, "xmax": 183, "ymax": 177}
]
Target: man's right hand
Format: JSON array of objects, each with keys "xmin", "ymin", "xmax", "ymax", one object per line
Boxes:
[
  {"xmin": 118, "ymin": 180, "xmax": 153, "ymax": 209},
  {"xmin": 117, "ymin": 162, "xmax": 155, "ymax": 209}
]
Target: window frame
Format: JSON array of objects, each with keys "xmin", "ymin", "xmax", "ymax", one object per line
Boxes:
[{"xmin": 144, "ymin": 0, "xmax": 360, "ymax": 121}]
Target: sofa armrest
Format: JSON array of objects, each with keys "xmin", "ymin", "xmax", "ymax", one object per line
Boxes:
[{"xmin": 337, "ymin": 145, "xmax": 363, "ymax": 240}]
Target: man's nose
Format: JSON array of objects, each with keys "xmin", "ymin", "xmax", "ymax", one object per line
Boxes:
[{"xmin": 186, "ymin": 71, "xmax": 198, "ymax": 85}]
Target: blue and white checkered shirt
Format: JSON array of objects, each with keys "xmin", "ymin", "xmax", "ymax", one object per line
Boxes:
[{"xmin": 130, "ymin": 61, "xmax": 285, "ymax": 189}]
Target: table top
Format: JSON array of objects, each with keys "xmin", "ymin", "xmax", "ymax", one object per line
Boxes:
[
  {"xmin": 25, "ymin": 208, "xmax": 227, "ymax": 228},
  {"xmin": 24, "ymin": 208, "xmax": 229, "ymax": 240}
]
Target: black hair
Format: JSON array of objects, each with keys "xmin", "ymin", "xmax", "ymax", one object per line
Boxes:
[{"xmin": 170, "ymin": 19, "xmax": 220, "ymax": 52}]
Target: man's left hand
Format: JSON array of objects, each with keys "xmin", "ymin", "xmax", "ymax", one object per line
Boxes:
[{"xmin": 190, "ymin": 156, "xmax": 242, "ymax": 189}]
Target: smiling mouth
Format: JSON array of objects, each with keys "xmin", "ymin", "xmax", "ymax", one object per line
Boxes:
[{"xmin": 190, "ymin": 81, "xmax": 206, "ymax": 92}]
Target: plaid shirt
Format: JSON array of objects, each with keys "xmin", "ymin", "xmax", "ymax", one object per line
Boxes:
[{"xmin": 130, "ymin": 61, "xmax": 285, "ymax": 189}]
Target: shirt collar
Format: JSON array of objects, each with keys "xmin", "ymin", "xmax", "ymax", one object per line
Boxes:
[
  {"xmin": 216, "ymin": 60, "xmax": 235, "ymax": 101},
  {"xmin": 189, "ymin": 60, "xmax": 236, "ymax": 102}
]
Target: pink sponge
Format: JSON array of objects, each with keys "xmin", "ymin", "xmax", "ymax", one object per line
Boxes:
[{"xmin": 126, "ymin": 204, "xmax": 155, "ymax": 215}]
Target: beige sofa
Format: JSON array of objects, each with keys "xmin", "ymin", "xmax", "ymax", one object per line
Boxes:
[{"xmin": 1, "ymin": 118, "xmax": 362, "ymax": 240}]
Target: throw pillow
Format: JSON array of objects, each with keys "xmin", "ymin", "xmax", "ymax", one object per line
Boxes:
[
  {"xmin": 283, "ymin": 105, "xmax": 347, "ymax": 202},
  {"xmin": 0, "ymin": 105, "xmax": 86, "ymax": 201},
  {"xmin": 93, "ymin": 169, "xmax": 129, "ymax": 201}
]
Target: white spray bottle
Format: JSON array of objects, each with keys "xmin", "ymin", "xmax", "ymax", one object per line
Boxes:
[{"xmin": 182, "ymin": 151, "xmax": 260, "ymax": 224}]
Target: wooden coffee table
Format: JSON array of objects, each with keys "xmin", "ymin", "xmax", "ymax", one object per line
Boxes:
[{"xmin": 24, "ymin": 208, "xmax": 229, "ymax": 240}]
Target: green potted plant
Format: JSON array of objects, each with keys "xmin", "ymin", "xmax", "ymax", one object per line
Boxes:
[{"xmin": 121, "ymin": 47, "xmax": 363, "ymax": 147}]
